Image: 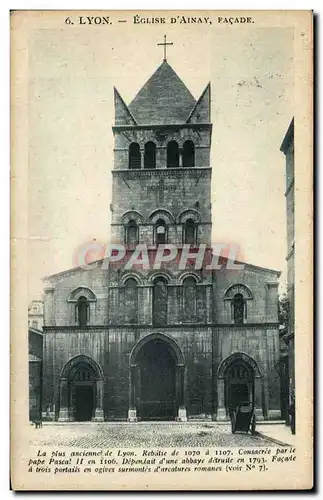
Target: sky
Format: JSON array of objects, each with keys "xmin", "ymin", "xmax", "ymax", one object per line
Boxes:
[{"xmin": 27, "ymin": 15, "xmax": 294, "ymax": 300}]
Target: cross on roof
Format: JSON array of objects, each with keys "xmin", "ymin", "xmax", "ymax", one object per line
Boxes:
[{"xmin": 157, "ymin": 35, "xmax": 173, "ymax": 62}]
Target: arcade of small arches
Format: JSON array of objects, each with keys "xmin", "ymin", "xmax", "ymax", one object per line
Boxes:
[
  {"xmin": 122, "ymin": 208, "xmax": 201, "ymax": 246},
  {"xmin": 57, "ymin": 342, "xmax": 264, "ymax": 423},
  {"xmin": 69, "ymin": 282, "xmax": 253, "ymax": 328},
  {"xmin": 128, "ymin": 140, "xmax": 195, "ymax": 169},
  {"xmin": 120, "ymin": 271, "xmax": 203, "ymax": 328}
]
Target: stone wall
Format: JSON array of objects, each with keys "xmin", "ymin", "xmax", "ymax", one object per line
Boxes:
[{"xmin": 42, "ymin": 327, "xmax": 106, "ymax": 420}]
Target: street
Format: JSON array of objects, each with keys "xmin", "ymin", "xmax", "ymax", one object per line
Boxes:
[{"xmin": 29, "ymin": 422, "xmax": 278, "ymax": 448}]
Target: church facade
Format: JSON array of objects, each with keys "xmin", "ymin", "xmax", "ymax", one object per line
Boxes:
[{"xmin": 42, "ymin": 59, "xmax": 281, "ymax": 423}]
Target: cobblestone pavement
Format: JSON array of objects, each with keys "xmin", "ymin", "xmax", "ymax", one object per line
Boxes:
[{"xmin": 29, "ymin": 423, "xmax": 276, "ymax": 448}]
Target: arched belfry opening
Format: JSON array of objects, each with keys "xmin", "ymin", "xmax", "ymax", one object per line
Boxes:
[
  {"xmin": 128, "ymin": 333, "xmax": 187, "ymax": 422},
  {"xmin": 167, "ymin": 141, "xmax": 179, "ymax": 168},
  {"xmin": 129, "ymin": 142, "xmax": 141, "ymax": 169},
  {"xmin": 183, "ymin": 140, "xmax": 195, "ymax": 168},
  {"xmin": 58, "ymin": 355, "xmax": 104, "ymax": 422}
]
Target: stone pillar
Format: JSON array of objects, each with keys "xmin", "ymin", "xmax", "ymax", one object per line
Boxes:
[
  {"xmin": 128, "ymin": 366, "xmax": 137, "ymax": 421},
  {"xmin": 216, "ymin": 378, "xmax": 227, "ymax": 421},
  {"xmin": 179, "ymin": 150, "xmax": 183, "ymax": 167},
  {"xmin": 58, "ymin": 378, "xmax": 69, "ymax": 422},
  {"xmin": 140, "ymin": 148, "xmax": 144, "ymax": 169},
  {"xmin": 93, "ymin": 379, "xmax": 104, "ymax": 421},
  {"xmin": 254, "ymin": 377, "xmax": 264, "ymax": 421},
  {"xmin": 176, "ymin": 365, "xmax": 187, "ymax": 422}
]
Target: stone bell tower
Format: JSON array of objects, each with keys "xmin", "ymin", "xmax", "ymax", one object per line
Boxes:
[{"xmin": 110, "ymin": 49, "xmax": 212, "ymax": 248}]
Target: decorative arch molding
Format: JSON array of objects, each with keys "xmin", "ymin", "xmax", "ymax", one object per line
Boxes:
[
  {"xmin": 119, "ymin": 271, "xmax": 143, "ymax": 286},
  {"xmin": 121, "ymin": 210, "xmax": 144, "ymax": 225},
  {"xmin": 178, "ymin": 271, "xmax": 201, "ymax": 284},
  {"xmin": 224, "ymin": 283, "xmax": 254, "ymax": 301},
  {"xmin": 217, "ymin": 352, "xmax": 262, "ymax": 379},
  {"xmin": 147, "ymin": 270, "xmax": 172, "ymax": 284},
  {"xmin": 148, "ymin": 208, "xmax": 175, "ymax": 224},
  {"xmin": 177, "ymin": 209, "xmax": 202, "ymax": 224},
  {"xmin": 60, "ymin": 354, "xmax": 104, "ymax": 380},
  {"xmin": 129, "ymin": 332, "xmax": 185, "ymax": 367},
  {"xmin": 68, "ymin": 287, "xmax": 97, "ymax": 303}
]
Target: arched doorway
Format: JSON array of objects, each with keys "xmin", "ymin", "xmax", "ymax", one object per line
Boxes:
[
  {"xmin": 224, "ymin": 360, "xmax": 254, "ymax": 416},
  {"xmin": 69, "ymin": 361, "xmax": 96, "ymax": 421},
  {"xmin": 217, "ymin": 352, "xmax": 264, "ymax": 420},
  {"xmin": 58, "ymin": 355, "xmax": 104, "ymax": 422},
  {"xmin": 138, "ymin": 339, "xmax": 176, "ymax": 420},
  {"xmin": 128, "ymin": 333, "xmax": 187, "ymax": 422}
]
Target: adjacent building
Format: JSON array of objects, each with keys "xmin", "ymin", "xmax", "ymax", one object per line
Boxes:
[
  {"xmin": 280, "ymin": 118, "xmax": 295, "ymax": 413},
  {"xmin": 28, "ymin": 327, "xmax": 43, "ymax": 421},
  {"xmin": 28, "ymin": 300, "xmax": 44, "ymax": 331}
]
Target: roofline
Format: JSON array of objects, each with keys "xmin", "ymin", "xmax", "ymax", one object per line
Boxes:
[
  {"xmin": 280, "ymin": 118, "xmax": 294, "ymax": 153},
  {"xmin": 28, "ymin": 327, "xmax": 43, "ymax": 336},
  {"xmin": 113, "ymin": 123, "xmax": 212, "ymax": 132},
  {"xmin": 210, "ymin": 254, "xmax": 281, "ymax": 277},
  {"xmin": 43, "ymin": 251, "xmax": 280, "ymax": 282},
  {"xmin": 186, "ymin": 83, "xmax": 211, "ymax": 123},
  {"xmin": 128, "ymin": 60, "xmax": 196, "ymax": 110},
  {"xmin": 237, "ymin": 260, "xmax": 281, "ymax": 277},
  {"xmin": 114, "ymin": 86, "xmax": 138, "ymax": 126}
]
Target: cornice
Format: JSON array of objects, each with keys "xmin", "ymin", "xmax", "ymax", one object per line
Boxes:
[
  {"xmin": 112, "ymin": 167, "xmax": 212, "ymax": 180},
  {"xmin": 43, "ymin": 322, "xmax": 279, "ymax": 332},
  {"xmin": 113, "ymin": 123, "xmax": 212, "ymax": 132}
]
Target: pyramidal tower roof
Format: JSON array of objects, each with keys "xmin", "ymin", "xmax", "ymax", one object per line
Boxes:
[{"xmin": 128, "ymin": 61, "xmax": 196, "ymax": 125}]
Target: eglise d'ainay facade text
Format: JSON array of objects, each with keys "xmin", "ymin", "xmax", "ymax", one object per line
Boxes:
[{"xmin": 42, "ymin": 54, "xmax": 281, "ymax": 423}]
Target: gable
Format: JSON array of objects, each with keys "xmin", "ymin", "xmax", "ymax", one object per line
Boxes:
[
  {"xmin": 187, "ymin": 83, "xmax": 211, "ymax": 124},
  {"xmin": 114, "ymin": 87, "xmax": 137, "ymax": 126}
]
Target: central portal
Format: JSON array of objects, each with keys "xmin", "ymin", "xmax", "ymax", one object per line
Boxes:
[{"xmin": 137, "ymin": 339, "xmax": 177, "ymax": 421}]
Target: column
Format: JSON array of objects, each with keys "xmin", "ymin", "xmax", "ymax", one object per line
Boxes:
[
  {"xmin": 216, "ymin": 378, "xmax": 227, "ymax": 421},
  {"xmin": 254, "ymin": 377, "xmax": 264, "ymax": 421},
  {"xmin": 58, "ymin": 378, "xmax": 69, "ymax": 422},
  {"xmin": 93, "ymin": 379, "xmax": 104, "ymax": 421},
  {"xmin": 140, "ymin": 148, "xmax": 144, "ymax": 169},
  {"xmin": 179, "ymin": 149, "xmax": 183, "ymax": 167},
  {"xmin": 176, "ymin": 365, "xmax": 187, "ymax": 422},
  {"xmin": 127, "ymin": 366, "xmax": 138, "ymax": 421}
]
